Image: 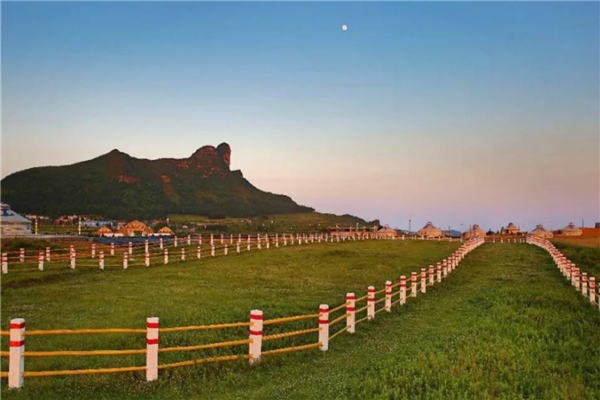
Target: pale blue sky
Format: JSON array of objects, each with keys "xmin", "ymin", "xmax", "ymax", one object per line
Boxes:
[{"xmin": 2, "ymin": 2, "xmax": 599, "ymax": 231}]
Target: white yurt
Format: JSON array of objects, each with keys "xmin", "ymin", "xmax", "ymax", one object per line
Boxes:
[{"xmin": 417, "ymin": 222, "xmax": 443, "ymax": 239}]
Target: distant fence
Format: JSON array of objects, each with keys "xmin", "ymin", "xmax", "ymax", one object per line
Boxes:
[
  {"xmin": 528, "ymin": 236, "xmax": 599, "ymax": 310},
  {"xmin": 0, "ymin": 238, "xmax": 484, "ymax": 388},
  {"xmin": 1, "ymin": 231, "xmax": 400, "ymax": 274}
]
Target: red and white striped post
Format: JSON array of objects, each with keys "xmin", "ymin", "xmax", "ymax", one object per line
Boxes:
[
  {"xmin": 146, "ymin": 317, "xmax": 159, "ymax": 382},
  {"xmin": 266, "ymin": 237, "xmax": 270, "ymax": 249},
  {"xmin": 1, "ymin": 253, "xmax": 8, "ymax": 274},
  {"xmin": 45, "ymin": 247, "xmax": 51, "ymax": 262},
  {"xmin": 123, "ymin": 252, "xmax": 128, "ymax": 269},
  {"xmin": 220, "ymin": 234, "xmax": 224, "ymax": 245},
  {"xmin": 429, "ymin": 265, "xmax": 435, "ymax": 286},
  {"xmin": 411, "ymin": 272, "xmax": 417, "ymax": 297},
  {"xmin": 442, "ymin": 260, "xmax": 448, "ymax": 278},
  {"xmin": 210, "ymin": 234, "xmax": 214, "ymax": 246},
  {"xmin": 230, "ymin": 234, "xmax": 233, "ymax": 245},
  {"xmin": 237, "ymin": 242, "xmax": 240, "ymax": 253},
  {"xmin": 187, "ymin": 235, "xmax": 191, "ymax": 246},
  {"xmin": 249, "ymin": 310, "xmax": 263, "ymax": 364},
  {"xmin": 197, "ymin": 246, "xmax": 202, "ymax": 259},
  {"xmin": 582, "ymin": 273, "xmax": 588, "ymax": 297},
  {"xmin": 159, "ymin": 238, "xmax": 163, "ymax": 250},
  {"xmin": 199, "ymin": 235, "xmax": 203, "ymax": 246},
  {"xmin": 276, "ymin": 234, "xmax": 279, "ymax": 248},
  {"xmin": 128, "ymin": 242, "xmax": 133, "ymax": 255},
  {"xmin": 211, "ymin": 245, "xmax": 215, "ymax": 257},
  {"xmin": 99, "ymin": 251, "xmax": 104, "ymax": 270},
  {"xmin": 19, "ymin": 248, "xmax": 25, "ymax": 263},
  {"xmin": 257, "ymin": 235, "xmax": 262, "ymax": 250},
  {"xmin": 247, "ymin": 235, "xmax": 251, "ymax": 251},
  {"xmin": 319, "ymin": 304, "xmax": 329, "ymax": 351},
  {"xmin": 589, "ymin": 277, "xmax": 596, "ymax": 304},
  {"xmin": 566, "ymin": 262, "xmax": 572, "ymax": 280},
  {"xmin": 91, "ymin": 244, "xmax": 96, "ymax": 259},
  {"xmin": 110, "ymin": 242, "xmax": 115, "ymax": 256},
  {"xmin": 367, "ymin": 286, "xmax": 375, "ymax": 320},
  {"xmin": 70, "ymin": 248, "xmax": 76, "ymax": 269},
  {"xmin": 421, "ymin": 268, "xmax": 427, "ymax": 294},
  {"xmin": 164, "ymin": 249, "xmax": 169, "ymax": 264},
  {"xmin": 385, "ymin": 281, "xmax": 392, "ymax": 312},
  {"xmin": 8, "ymin": 318, "xmax": 25, "ymax": 389},
  {"xmin": 174, "ymin": 237, "xmax": 178, "ymax": 248},
  {"xmin": 38, "ymin": 252, "xmax": 44, "ymax": 271},
  {"xmin": 346, "ymin": 293, "xmax": 356, "ymax": 333},
  {"xmin": 437, "ymin": 263, "xmax": 442, "ymax": 283},
  {"xmin": 144, "ymin": 240, "xmax": 149, "ymax": 254},
  {"xmin": 224, "ymin": 245, "xmax": 228, "ymax": 256},
  {"xmin": 145, "ymin": 252, "xmax": 150, "ymax": 267},
  {"xmin": 181, "ymin": 247, "xmax": 186, "ymax": 261},
  {"xmin": 400, "ymin": 276, "xmax": 407, "ymax": 305}
]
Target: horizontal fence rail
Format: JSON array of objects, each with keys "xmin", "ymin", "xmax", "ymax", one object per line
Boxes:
[{"xmin": 0, "ymin": 238, "xmax": 484, "ymax": 389}]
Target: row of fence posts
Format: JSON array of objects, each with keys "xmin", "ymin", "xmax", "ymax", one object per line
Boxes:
[
  {"xmin": 5, "ymin": 238, "xmax": 484, "ymax": 388},
  {"xmin": 527, "ymin": 236, "xmax": 599, "ymax": 309},
  {"xmin": 2, "ymin": 231, "xmax": 393, "ymax": 274}
]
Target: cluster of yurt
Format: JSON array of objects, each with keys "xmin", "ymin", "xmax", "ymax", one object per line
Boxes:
[
  {"xmin": 156, "ymin": 226, "xmax": 175, "ymax": 236},
  {"xmin": 560, "ymin": 222, "xmax": 582, "ymax": 236},
  {"xmin": 529, "ymin": 224, "xmax": 553, "ymax": 239},
  {"xmin": 463, "ymin": 224, "xmax": 486, "ymax": 239},
  {"xmin": 502, "ymin": 222, "xmax": 520, "ymax": 235},
  {"xmin": 417, "ymin": 222, "xmax": 443, "ymax": 239},
  {"xmin": 376, "ymin": 225, "xmax": 399, "ymax": 238}
]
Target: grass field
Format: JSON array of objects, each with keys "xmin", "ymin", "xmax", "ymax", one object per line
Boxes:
[
  {"xmin": 1, "ymin": 240, "xmax": 599, "ymax": 399},
  {"xmin": 551, "ymin": 236, "xmax": 600, "ymax": 249},
  {"xmin": 552, "ymin": 241, "xmax": 600, "ymax": 278}
]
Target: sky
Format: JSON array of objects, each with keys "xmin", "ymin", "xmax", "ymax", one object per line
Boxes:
[{"xmin": 1, "ymin": 1, "xmax": 599, "ymax": 232}]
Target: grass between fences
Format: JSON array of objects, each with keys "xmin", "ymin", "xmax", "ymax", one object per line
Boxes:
[
  {"xmin": 551, "ymin": 241, "xmax": 600, "ymax": 278},
  {"xmin": 2, "ymin": 241, "xmax": 599, "ymax": 399}
]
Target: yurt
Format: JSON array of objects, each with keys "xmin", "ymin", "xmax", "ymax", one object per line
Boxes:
[
  {"xmin": 156, "ymin": 226, "xmax": 175, "ymax": 236},
  {"xmin": 417, "ymin": 222, "xmax": 443, "ymax": 239},
  {"xmin": 502, "ymin": 222, "xmax": 520, "ymax": 235},
  {"xmin": 463, "ymin": 224, "xmax": 486, "ymax": 239},
  {"xmin": 96, "ymin": 226, "xmax": 113, "ymax": 237},
  {"xmin": 530, "ymin": 224, "xmax": 553, "ymax": 239},
  {"xmin": 120, "ymin": 220, "xmax": 154, "ymax": 237},
  {"xmin": 561, "ymin": 222, "xmax": 582, "ymax": 236},
  {"xmin": 377, "ymin": 225, "xmax": 399, "ymax": 238},
  {"xmin": 0, "ymin": 203, "xmax": 32, "ymax": 236}
]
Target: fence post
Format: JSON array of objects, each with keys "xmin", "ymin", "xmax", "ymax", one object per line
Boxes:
[
  {"xmin": 145, "ymin": 252, "xmax": 150, "ymax": 267},
  {"xmin": 188, "ymin": 235, "xmax": 192, "ymax": 246},
  {"xmin": 224, "ymin": 245, "xmax": 228, "ymax": 256},
  {"xmin": 197, "ymin": 246, "xmax": 202, "ymax": 259},
  {"xmin": 8, "ymin": 318, "xmax": 25, "ymax": 389},
  {"xmin": 442, "ymin": 261, "xmax": 448, "ymax": 278},
  {"xmin": 220, "ymin": 234, "xmax": 224, "ymax": 245},
  {"xmin": 164, "ymin": 249, "xmax": 169, "ymax": 264},
  {"xmin": 181, "ymin": 247, "xmax": 186, "ymax": 261},
  {"xmin": 582, "ymin": 273, "xmax": 588, "ymax": 297},
  {"xmin": 385, "ymin": 281, "xmax": 392, "ymax": 312},
  {"xmin": 123, "ymin": 252, "xmax": 128, "ymax": 269},
  {"xmin": 111, "ymin": 242, "xmax": 115, "ymax": 256},
  {"xmin": 38, "ymin": 252, "xmax": 44, "ymax": 271},
  {"xmin": 397, "ymin": 276, "xmax": 406, "ymax": 307},
  {"xmin": 128, "ymin": 242, "xmax": 133, "ymax": 255},
  {"xmin": 437, "ymin": 263, "xmax": 442, "ymax": 283},
  {"xmin": 19, "ymin": 248, "xmax": 25, "ymax": 263},
  {"xmin": 429, "ymin": 265, "xmax": 435, "ymax": 286},
  {"xmin": 211, "ymin": 245, "xmax": 215, "ymax": 257},
  {"xmin": 99, "ymin": 251, "xmax": 104, "ymax": 270},
  {"xmin": 346, "ymin": 293, "xmax": 356, "ymax": 333},
  {"xmin": 421, "ymin": 269, "xmax": 427, "ymax": 294},
  {"xmin": 411, "ymin": 272, "xmax": 417, "ymax": 297},
  {"xmin": 237, "ymin": 242, "xmax": 240, "ymax": 253},
  {"xmin": 2, "ymin": 253, "xmax": 8, "ymax": 274},
  {"xmin": 319, "ymin": 304, "xmax": 329, "ymax": 351},
  {"xmin": 70, "ymin": 248, "xmax": 76, "ymax": 269},
  {"xmin": 367, "ymin": 286, "xmax": 375, "ymax": 320},
  {"xmin": 45, "ymin": 247, "xmax": 51, "ymax": 262},
  {"xmin": 145, "ymin": 240, "xmax": 149, "ymax": 254},
  {"xmin": 146, "ymin": 317, "xmax": 159, "ymax": 382},
  {"xmin": 91, "ymin": 244, "xmax": 96, "ymax": 259},
  {"xmin": 590, "ymin": 277, "xmax": 596, "ymax": 304},
  {"xmin": 174, "ymin": 237, "xmax": 178, "ymax": 248},
  {"xmin": 159, "ymin": 238, "xmax": 163, "ymax": 250},
  {"xmin": 249, "ymin": 310, "xmax": 263, "ymax": 365}
]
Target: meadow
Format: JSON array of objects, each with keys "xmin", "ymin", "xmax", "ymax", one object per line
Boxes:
[{"xmin": 1, "ymin": 240, "xmax": 599, "ymax": 399}]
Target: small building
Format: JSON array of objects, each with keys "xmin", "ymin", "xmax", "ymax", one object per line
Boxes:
[
  {"xmin": 502, "ymin": 222, "xmax": 520, "ymax": 235},
  {"xmin": 0, "ymin": 203, "xmax": 32, "ymax": 236},
  {"xmin": 119, "ymin": 220, "xmax": 154, "ymax": 237},
  {"xmin": 95, "ymin": 226, "xmax": 123, "ymax": 237},
  {"xmin": 530, "ymin": 224, "xmax": 553, "ymax": 239},
  {"xmin": 560, "ymin": 222, "xmax": 582, "ymax": 236},
  {"xmin": 463, "ymin": 224, "xmax": 486, "ymax": 239},
  {"xmin": 376, "ymin": 225, "xmax": 399, "ymax": 238},
  {"xmin": 155, "ymin": 226, "xmax": 175, "ymax": 236},
  {"xmin": 417, "ymin": 222, "xmax": 443, "ymax": 239}
]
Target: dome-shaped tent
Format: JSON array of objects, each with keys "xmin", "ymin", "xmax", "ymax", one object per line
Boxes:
[
  {"xmin": 530, "ymin": 224, "xmax": 553, "ymax": 239},
  {"xmin": 463, "ymin": 224, "xmax": 486, "ymax": 239},
  {"xmin": 156, "ymin": 226, "xmax": 174, "ymax": 236},
  {"xmin": 502, "ymin": 222, "xmax": 520, "ymax": 235},
  {"xmin": 417, "ymin": 222, "xmax": 443, "ymax": 239},
  {"xmin": 561, "ymin": 222, "xmax": 582, "ymax": 236}
]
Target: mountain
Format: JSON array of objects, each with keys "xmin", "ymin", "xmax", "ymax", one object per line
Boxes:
[{"xmin": 0, "ymin": 143, "xmax": 314, "ymax": 220}]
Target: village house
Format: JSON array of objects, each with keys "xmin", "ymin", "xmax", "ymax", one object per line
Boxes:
[{"xmin": 0, "ymin": 203, "xmax": 32, "ymax": 236}]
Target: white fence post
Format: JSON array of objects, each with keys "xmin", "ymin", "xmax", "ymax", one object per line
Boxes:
[
  {"xmin": 19, "ymin": 248, "xmax": 25, "ymax": 263},
  {"xmin": 2, "ymin": 253, "xmax": 8, "ymax": 274},
  {"xmin": 128, "ymin": 242, "xmax": 133, "ymax": 255},
  {"xmin": 237, "ymin": 242, "xmax": 240, "ymax": 253},
  {"xmin": 400, "ymin": 276, "xmax": 407, "ymax": 305},
  {"xmin": 145, "ymin": 252, "xmax": 150, "ymax": 267},
  {"xmin": 197, "ymin": 246, "xmax": 202, "ymax": 259},
  {"xmin": 146, "ymin": 317, "xmax": 159, "ymax": 382},
  {"xmin": 70, "ymin": 248, "xmax": 76, "ymax": 269},
  {"xmin": 319, "ymin": 304, "xmax": 329, "ymax": 351},
  {"xmin": 188, "ymin": 235, "xmax": 192, "ymax": 246},
  {"xmin": 110, "ymin": 242, "xmax": 115, "ymax": 256},
  {"xmin": 582, "ymin": 273, "xmax": 588, "ymax": 297},
  {"xmin": 164, "ymin": 249, "xmax": 169, "ymax": 264},
  {"xmin": 174, "ymin": 237, "xmax": 178, "ymax": 248},
  {"xmin": 91, "ymin": 244, "xmax": 96, "ymax": 259},
  {"xmin": 45, "ymin": 247, "xmax": 51, "ymax": 262},
  {"xmin": 421, "ymin": 268, "xmax": 427, "ymax": 294},
  {"xmin": 249, "ymin": 310, "xmax": 263, "ymax": 364},
  {"xmin": 38, "ymin": 252, "xmax": 44, "ymax": 271},
  {"xmin": 181, "ymin": 247, "xmax": 186, "ymax": 261},
  {"xmin": 123, "ymin": 252, "xmax": 128, "ymax": 269},
  {"xmin": 346, "ymin": 293, "xmax": 356, "ymax": 333},
  {"xmin": 224, "ymin": 245, "xmax": 228, "ymax": 256},
  {"xmin": 99, "ymin": 251, "xmax": 104, "ymax": 270},
  {"xmin": 429, "ymin": 265, "xmax": 435, "ymax": 286},
  {"xmin": 437, "ymin": 263, "xmax": 442, "ymax": 282},
  {"xmin": 8, "ymin": 318, "xmax": 25, "ymax": 389},
  {"xmin": 211, "ymin": 245, "xmax": 215, "ymax": 257},
  {"xmin": 367, "ymin": 286, "xmax": 375, "ymax": 320},
  {"xmin": 590, "ymin": 277, "xmax": 596, "ymax": 304},
  {"xmin": 411, "ymin": 272, "xmax": 417, "ymax": 297},
  {"xmin": 159, "ymin": 238, "xmax": 163, "ymax": 250},
  {"xmin": 385, "ymin": 281, "xmax": 392, "ymax": 312},
  {"xmin": 145, "ymin": 240, "xmax": 149, "ymax": 254}
]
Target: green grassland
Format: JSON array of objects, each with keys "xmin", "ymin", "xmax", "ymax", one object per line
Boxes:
[
  {"xmin": 551, "ymin": 241, "xmax": 600, "ymax": 278},
  {"xmin": 1, "ymin": 240, "xmax": 599, "ymax": 399}
]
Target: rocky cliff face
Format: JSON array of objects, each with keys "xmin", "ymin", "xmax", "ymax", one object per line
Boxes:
[{"xmin": 0, "ymin": 143, "xmax": 313, "ymax": 219}]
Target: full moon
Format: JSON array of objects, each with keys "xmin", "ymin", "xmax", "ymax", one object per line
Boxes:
[{"xmin": 342, "ymin": 24, "xmax": 348, "ymax": 31}]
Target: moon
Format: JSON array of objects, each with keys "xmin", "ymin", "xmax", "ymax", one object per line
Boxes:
[{"xmin": 342, "ymin": 24, "xmax": 348, "ymax": 32}]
